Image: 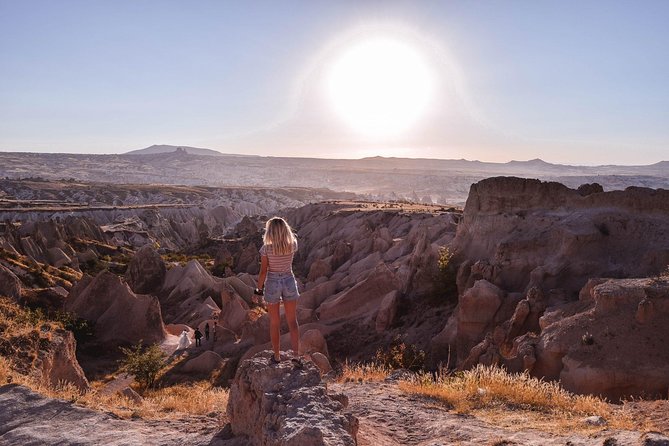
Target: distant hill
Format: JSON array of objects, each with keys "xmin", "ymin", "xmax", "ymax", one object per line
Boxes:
[{"xmin": 125, "ymin": 145, "xmax": 223, "ymax": 156}]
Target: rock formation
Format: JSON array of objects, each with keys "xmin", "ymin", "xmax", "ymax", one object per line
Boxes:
[
  {"xmin": 0, "ymin": 265, "xmax": 21, "ymax": 302},
  {"xmin": 65, "ymin": 271, "xmax": 166, "ymax": 346},
  {"xmin": 227, "ymin": 350, "xmax": 358, "ymax": 445},
  {"xmin": 435, "ymin": 177, "xmax": 669, "ymax": 399},
  {"xmin": 125, "ymin": 245, "xmax": 166, "ymax": 294}
]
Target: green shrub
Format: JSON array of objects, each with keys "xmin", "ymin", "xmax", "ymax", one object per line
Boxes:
[{"xmin": 119, "ymin": 343, "xmax": 165, "ymax": 389}]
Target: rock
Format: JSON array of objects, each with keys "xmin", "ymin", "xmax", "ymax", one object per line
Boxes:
[
  {"xmin": 125, "ymin": 245, "xmax": 166, "ymax": 294},
  {"xmin": 310, "ymin": 352, "xmax": 333, "ymax": 375},
  {"xmin": 65, "ymin": 271, "xmax": 166, "ymax": 346},
  {"xmin": 307, "ymin": 258, "xmax": 333, "ymax": 282},
  {"xmin": 0, "ymin": 264, "xmax": 21, "ymax": 302},
  {"xmin": 219, "ymin": 285, "xmax": 250, "ymax": 335},
  {"xmin": 181, "ymin": 351, "xmax": 224, "ymax": 375},
  {"xmin": 581, "ymin": 415, "xmax": 606, "ymax": 426},
  {"xmin": 451, "ymin": 177, "xmax": 669, "ymax": 296},
  {"xmin": 318, "ymin": 266, "xmax": 399, "ymax": 321},
  {"xmin": 0, "ymin": 384, "xmax": 217, "ymax": 445},
  {"xmin": 47, "ymin": 247, "xmax": 72, "ymax": 268},
  {"xmin": 375, "ymin": 290, "xmax": 400, "ymax": 333},
  {"xmin": 640, "ymin": 432, "xmax": 669, "ymax": 446},
  {"xmin": 300, "ymin": 328, "xmax": 329, "ymax": 357},
  {"xmin": 118, "ymin": 386, "xmax": 143, "ymax": 404},
  {"xmin": 455, "ymin": 279, "xmax": 504, "ymax": 359},
  {"xmin": 38, "ymin": 329, "xmax": 89, "ymax": 392},
  {"xmin": 227, "ymin": 350, "xmax": 358, "ymax": 445},
  {"xmin": 576, "ymin": 183, "xmax": 603, "ymax": 196}
]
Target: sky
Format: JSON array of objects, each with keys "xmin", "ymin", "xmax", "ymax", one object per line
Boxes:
[{"xmin": 0, "ymin": 0, "xmax": 667, "ymax": 164}]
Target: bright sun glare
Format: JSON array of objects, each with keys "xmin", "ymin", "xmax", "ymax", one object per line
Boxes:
[{"xmin": 327, "ymin": 37, "xmax": 433, "ymax": 139}]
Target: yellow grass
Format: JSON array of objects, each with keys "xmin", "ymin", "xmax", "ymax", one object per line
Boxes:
[
  {"xmin": 1, "ymin": 360, "xmax": 228, "ymax": 420},
  {"xmin": 399, "ymin": 364, "xmax": 636, "ymax": 432},
  {"xmin": 338, "ymin": 361, "xmax": 391, "ymax": 383}
]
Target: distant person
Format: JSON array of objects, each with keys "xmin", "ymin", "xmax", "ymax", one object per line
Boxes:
[
  {"xmin": 177, "ymin": 329, "xmax": 191, "ymax": 350},
  {"xmin": 212, "ymin": 321, "xmax": 218, "ymax": 343},
  {"xmin": 256, "ymin": 217, "xmax": 301, "ymax": 365},
  {"xmin": 204, "ymin": 322, "xmax": 210, "ymax": 341},
  {"xmin": 194, "ymin": 328, "xmax": 203, "ymax": 347}
]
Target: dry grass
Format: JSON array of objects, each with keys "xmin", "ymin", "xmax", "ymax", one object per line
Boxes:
[
  {"xmin": 399, "ymin": 365, "xmax": 636, "ymax": 432},
  {"xmin": 338, "ymin": 361, "xmax": 392, "ymax": 383},
  {"xmin": 1, "ymin": 358, "xmax": 228, "ymax": 420}
]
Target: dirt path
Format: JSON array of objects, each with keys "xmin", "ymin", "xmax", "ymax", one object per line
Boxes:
[{"xmin": 331, "ymin": 381, "xmax": 663, "ymax": 446}]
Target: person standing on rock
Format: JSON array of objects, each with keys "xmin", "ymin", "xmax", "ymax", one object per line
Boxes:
[
  {"xmin": 204, "ymin": 322, "xmax": 210, "ymax": 341},
  {"xmin": 256, "ymin": 217, "xmax": 301, "ymax": 364}
]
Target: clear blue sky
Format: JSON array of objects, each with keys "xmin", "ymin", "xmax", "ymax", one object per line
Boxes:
[{"xmin": 1, "ymin": 0, "xmax": 667, "ymax": 164}]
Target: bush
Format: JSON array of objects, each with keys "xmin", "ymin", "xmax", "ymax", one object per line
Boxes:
[
  {"xmin": 52, "ymin": 311, "xmax": 94, "ymax": 344},
  {"xmin": 374, "ymin": 335, "xmax": 426, "ymax": 371},
  {"xmin": 429, "ymin": 246, "xmax": 458, "ymax": 304},
  {"xmin": 119, "ymin": 343, "xmax": 165, "ymax": 389}
]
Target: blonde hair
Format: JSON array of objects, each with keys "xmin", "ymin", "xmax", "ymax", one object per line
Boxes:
[{"xmin": 263, "ymin": 217, "xmax": 296, "ymax": 255}]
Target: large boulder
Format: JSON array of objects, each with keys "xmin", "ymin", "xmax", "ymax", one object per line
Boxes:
[
  {"xmin": 227, "ymin": 350, "xmax": 358, "ymax": 445},
  {"xmin": 0, "ymin": 265, "xmax": 22, "ymax": 302},
  {"xmin": 65, "ymin": 271, "xmax": 166, "ymax": 346},
  {"xmin": 124, "ymin": 245, "xmax": 166, "ymax": 294}
]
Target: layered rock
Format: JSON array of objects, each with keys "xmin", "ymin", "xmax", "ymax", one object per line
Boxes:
[
  {"xmin": 452, "ymin": 177, "xmax": 669, "ymax": 297},
  {"xmin": 227, "ymin": 350, "xmax": 358, "ymax": 445}
]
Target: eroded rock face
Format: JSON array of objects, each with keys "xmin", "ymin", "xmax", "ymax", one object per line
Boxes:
[
  {"xmin": 0, "ymin": 265, "xmax": 21, "ymax": 302},
  {"xmin": 37, "ymin": 329, "xmax": 89, "ymax": 392},
  {"xmin": 228, "ymin": 350, "xmax": 358, "ymax": 446},
  {"xmin": 452, "ymin": 177, "xmax": 669, "ymax": 296},
  {"xmin": 65, "ymin": 271, "xmax": 166, "ymax": 346},
  {"xmin": 538, "ymin": 278, "xmax": 669, "ymax": 400},
  {"xmin": 125, "ymin": 245, "xmax": 166, "ymax": 294}
]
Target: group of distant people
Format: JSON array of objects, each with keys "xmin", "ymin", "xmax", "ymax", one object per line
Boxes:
[{"xmin": 177, "ymin": 318, "xmax": 219, "ymax": 350}]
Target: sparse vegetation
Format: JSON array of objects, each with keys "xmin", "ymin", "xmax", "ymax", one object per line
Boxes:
[
  {"xmin": 398, "ymin": 365, "xmax": 634, "ymax": 429},
  {"xmin": 119, "ymin": 343, "xmax": 166, "ymax": 389},
  {"xmin": 339, "ymin": 361, "xmax": 391, "ymax": 383},
  {"xmin": 430, "ymin": 246, "xmax": 458, "ymax": 304},
  {"xmin": 374, "ymin": 335, "xmax": 426, "ymax": 371}
]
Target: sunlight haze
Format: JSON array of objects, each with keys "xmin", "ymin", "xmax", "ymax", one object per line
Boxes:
[{"xmin": 0, "ymin": 1, "xmax": 667, "ymax": 165}]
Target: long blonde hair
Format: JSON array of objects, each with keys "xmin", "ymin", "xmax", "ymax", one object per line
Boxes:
[{"xmin": 263, "ymin": 217, "xmax": 296, "ymax": 255}]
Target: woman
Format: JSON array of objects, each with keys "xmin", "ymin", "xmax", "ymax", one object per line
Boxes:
[
  {"xmin": 256, "ymin": 217, "xmax": 300, "ymax": 363},
  {"xmin": 176, "ymin": 329, "xmax": 191, "ymax": 350}
]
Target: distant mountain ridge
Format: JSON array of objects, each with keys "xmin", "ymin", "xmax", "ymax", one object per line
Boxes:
[{"xmin": 125, "ymin": 145, "xmax": 224, "ymax": 156}]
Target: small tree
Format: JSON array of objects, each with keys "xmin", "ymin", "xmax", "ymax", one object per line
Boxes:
[{"xmin": 119, "ymin": 342, "xmax": 165, "ymax": 389}]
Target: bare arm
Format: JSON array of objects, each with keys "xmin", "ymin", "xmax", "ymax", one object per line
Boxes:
[{"xmin": 257, "ymin": 255, "xmax": 269, "ymax": 291}]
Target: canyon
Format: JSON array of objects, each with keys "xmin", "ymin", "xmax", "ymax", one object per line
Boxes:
[{"xmin": 1, "ymin": 174, "xmax": 668, "ymax": 445}]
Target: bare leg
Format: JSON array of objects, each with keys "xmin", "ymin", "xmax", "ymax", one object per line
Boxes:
[
  {"xmin": 268, "ymin": 302, "xmax": 281, "ymax": 361},
  {"xmin": 283, "ymin": 299, "xmax": 300, "ymax": 355}
]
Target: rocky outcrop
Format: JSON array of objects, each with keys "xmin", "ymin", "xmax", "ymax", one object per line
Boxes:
[
  {"xmin": 37, "ymin": 329, "xmax": 89, "ymax": 392},
  {"xmin": 534, "ymin": 278, "xmax": 669, "ymax": 400},
  {"xmin": 227, "ymin": 350, "xmax": 358, "ymax": 445},
  {"xmin": 0, "ymin": 385, "xmax": 220, "ymax": 445},
  {"xmin": 0, "ymin": 265, "xmax": 21, "ymax": 302},
  {"xmin": 452, "ymin": 177, "xmax": 669, "ymax": 297},
  {"xmin": 65, "ymin": 271, "xmax": 166, "ymax": 346},
  {"xmin": 438, "ymin": 177, "xmax": 669, "ymax": 373},
  {"xmin": 125, "ymin": 245, "xmax": 166, "ymax": 294}
]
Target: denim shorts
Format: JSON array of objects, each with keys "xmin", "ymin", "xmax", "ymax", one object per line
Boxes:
[{"xmin": 264, "ymin": 272, "xmax": 299, "ymax": 304}]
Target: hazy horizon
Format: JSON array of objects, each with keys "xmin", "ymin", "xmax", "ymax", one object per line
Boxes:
[{"xmin": 2, "ymin": 1, "xmax": 668, "ymax": 165}]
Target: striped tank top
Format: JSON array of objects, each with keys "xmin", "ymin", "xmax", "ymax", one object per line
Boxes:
[{"xmin": 260, "ymin": 240, "xmax": 298, "ymax": 273}]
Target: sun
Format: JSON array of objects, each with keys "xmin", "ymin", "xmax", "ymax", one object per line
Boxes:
[{"xmin": 327, "ymin": 37, "xmax": 433, "ymax": 139}]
